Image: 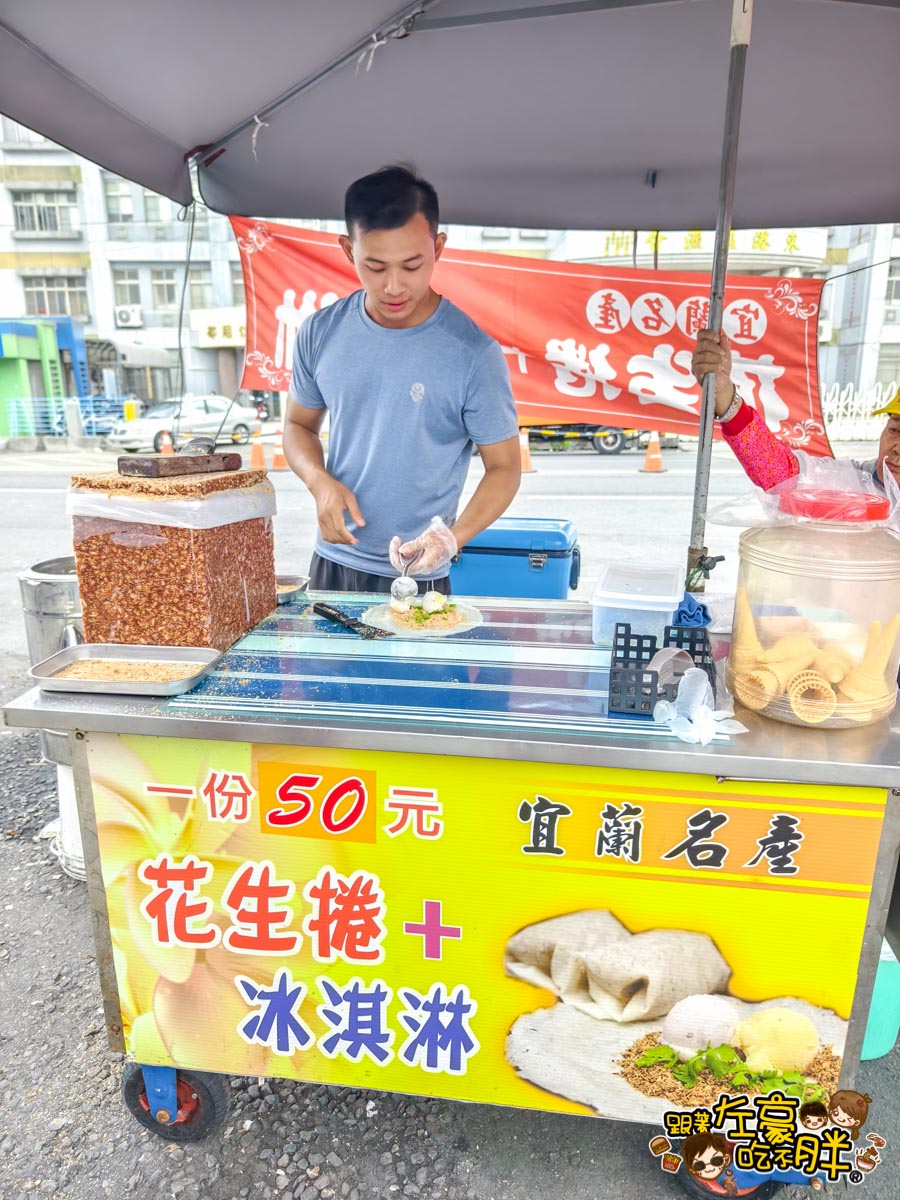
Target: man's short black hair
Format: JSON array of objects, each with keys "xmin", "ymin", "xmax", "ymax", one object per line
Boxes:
[{"xmin": 345, "ymin": 165, "xmax": 439, "ymax": 235}]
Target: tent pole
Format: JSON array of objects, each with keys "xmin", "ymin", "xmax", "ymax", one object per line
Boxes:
[{"xmin": 687, "ymin": 0, "xmax": 752, "ymax": 592}]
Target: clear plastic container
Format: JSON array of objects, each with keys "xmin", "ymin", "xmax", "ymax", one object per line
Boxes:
[
  {"xmin": 726, "ymin": 490, "xmax": 900, "ymax": 728},
  {"xmin": 590, "ymin": 561, "xmax": 684, "ymax": 647}
]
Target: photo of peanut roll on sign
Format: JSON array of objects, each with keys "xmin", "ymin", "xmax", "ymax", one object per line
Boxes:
[{"xmin": 504, "ymin": 909, "xmax": 847, "ymax": 1124}]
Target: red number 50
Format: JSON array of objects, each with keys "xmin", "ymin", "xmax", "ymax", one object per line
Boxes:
[{"xmin": 267, "ymin": 773, "xmax": 368, "ymax": 834}]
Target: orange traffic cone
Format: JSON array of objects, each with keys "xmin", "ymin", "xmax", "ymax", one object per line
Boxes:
[
  {"xmin": 271, "ymin": 428, "xmax": 289, "ymax": 471},
  {"xmin": 640, "ymin": 430, "xmax": 666, "ymax": 473},
  {"xmin": 519, "ymin": 429, "xmax": 536, "ymax": 474},
  {"xmin": 159, "ymin": 430, "xmax": 174, "ymax": 455},
  {"xmin": 249, "ymin": 424, "xmax": 266, "ymax": 469}
]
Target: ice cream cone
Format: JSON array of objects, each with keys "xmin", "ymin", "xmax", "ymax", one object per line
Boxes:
[
  {"xmin": 812, "ymin": 644, "xmax": 855, "ymax": 684},
  {"xmin": 732, "ymin": 667, "xmax": 780, "ymax": 711},
  {"xmin": 785, "ymin": 670, "xmax": 837, "ymax": 725},
  {"xmin": 729, "ymin": 588, "xmax": 765, "ymax": 673},
  {"xmin": 766, "ymin": 652, "xmax": 822, "ymax": 690},
  {"xmin": 839, "ymin": 614, "xmax": 900, "ymax": 705},
  {"xmin": 758, "ymin": 635, "xmax": 819, "ymax": 665}
]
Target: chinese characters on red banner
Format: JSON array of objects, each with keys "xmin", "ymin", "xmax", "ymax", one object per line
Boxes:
[{"xmin": 232, "ymin": 217, "xmax": 830, "ymax": 456}]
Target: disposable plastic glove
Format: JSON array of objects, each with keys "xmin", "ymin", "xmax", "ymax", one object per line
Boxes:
[
  {"xmin": 389, "ymin": 516, "xmax": 458, "ymax": 576},
  {"xmin": 653, "ymin": 669, "xmax": 748, "ymax": 745}
]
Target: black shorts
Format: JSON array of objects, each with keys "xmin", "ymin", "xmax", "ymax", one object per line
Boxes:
[{"xmin": 308, "ymin": 552, "xmax": 452, "ymax": 596}]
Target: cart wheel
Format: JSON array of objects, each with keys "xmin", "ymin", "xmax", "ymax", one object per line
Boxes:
[
  {"xmin": 675, "ymin": 1169, "xmax": 783, "ymax": 1198},
  {"xmin": 121, "ymin": 1062, "xmax": 231, "ymax": 1142}
]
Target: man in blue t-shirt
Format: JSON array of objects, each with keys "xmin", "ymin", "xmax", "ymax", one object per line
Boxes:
[{"xmin": 284, "ymin": 165, "xmax": 521, "ymax": 593}]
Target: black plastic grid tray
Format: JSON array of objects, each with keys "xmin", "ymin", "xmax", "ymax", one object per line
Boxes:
[{"xmin": 608, "ymin": 622, "xmax": 716, "ymax": 719}]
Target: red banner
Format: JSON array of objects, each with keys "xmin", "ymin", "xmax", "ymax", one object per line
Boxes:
[{"xmin": 232, "ymin": 217, "xmax": 829, "ymax": 455}]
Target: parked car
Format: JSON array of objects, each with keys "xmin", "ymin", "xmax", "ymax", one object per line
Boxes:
[{"xmin": 107, "ymin": 394, "xmax": 258, "ymax": 453}]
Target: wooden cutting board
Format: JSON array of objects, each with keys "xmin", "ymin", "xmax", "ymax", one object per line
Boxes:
[{"xmin": 117, "ymin": 453, "xmax": 242, "ymax": 477}]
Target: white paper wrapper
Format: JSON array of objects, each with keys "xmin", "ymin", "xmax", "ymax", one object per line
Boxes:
[{"xmin": 362, "ymin": 601, "xmax": 483, "ymax": 638}]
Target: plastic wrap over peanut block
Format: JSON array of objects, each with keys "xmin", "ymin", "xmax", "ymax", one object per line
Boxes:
[{"xmin": 68, "ymin": 468, "xmax": 277, "ymax": 651}]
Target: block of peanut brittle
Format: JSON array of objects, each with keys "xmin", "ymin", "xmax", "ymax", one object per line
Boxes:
[{"xmin": 68, "ymin": 468, "xmax": 276, "ymax": 651}]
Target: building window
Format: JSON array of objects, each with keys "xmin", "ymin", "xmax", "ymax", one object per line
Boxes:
[
  {"xmin": 876, "ymin": 346, "xmax": 900, "ymax": 387},
  {"xmin": 104, "ymin": 177, "xmax": 134, "ymax": 224},
  {"xmin": 231, "ymin": 263, "xmax": 245, "ymax": 307},
  {"xmin": 11, "ymin": 190, "xmax": 77, "ymax": 233},
  {"xmin": 143, "ymin": 189, "xmax": 165, "ymax": 223},
  {"xmin": 151, "ymin": 267, "xmax": 179, "ymax": 310},
  {"xmin": 886, "ymin": 263, "xmax": 900, "ymax": 307},
  {"xmin": 23, "ymin": 275, "xmax": 88, "ymax": 318},
  {"xmin": 192, "ymin": 203, "xmax": 209, "ymax": 239},
  {"xmin": 151, "ymin": 367, "xmax": 174, "ymax": 400},
  {"xmin": 189, "ymin": 266, "xmax": 213, "ymax": 309},
  {"xmin": 2, "ymin": 118, "xmax": 48, "ymax": 144},
  {"xmin": 518, "ymin": 229, "xmax": 549, "ymax": 240},
  {"xmin": 112, "ymin": 268, "xmax": 141, "ymax": 307},
  {"xmin": 481, "ymin": 227, "xmax": 509, "ymax": 240}
]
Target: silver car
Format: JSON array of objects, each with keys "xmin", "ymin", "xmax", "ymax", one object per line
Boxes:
[{"xmin": 107, "ymin": 394, "xmax": 258, "ymax": 453}]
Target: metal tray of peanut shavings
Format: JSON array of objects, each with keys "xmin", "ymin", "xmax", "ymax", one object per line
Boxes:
[
  {"xmin": 30, "ymin": 643, "xmax": 222, "ymax": 696},
  {"xmin": 276, "ymin": 576, "xmax": 309, "ymax": 605}
]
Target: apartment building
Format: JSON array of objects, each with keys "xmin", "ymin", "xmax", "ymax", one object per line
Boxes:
[{"xmin": 0, "ymin": 116, "xmax": 243, "ymax": 402}]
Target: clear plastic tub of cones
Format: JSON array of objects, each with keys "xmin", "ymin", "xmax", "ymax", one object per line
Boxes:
[{"xmin": 725, "ymin": 493, "xmax": 900, "ymax": 729}]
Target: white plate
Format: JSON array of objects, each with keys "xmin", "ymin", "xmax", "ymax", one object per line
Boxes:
[{"xmin": 362, "ymin": 601, "xmax": 483, "ymax": 638}]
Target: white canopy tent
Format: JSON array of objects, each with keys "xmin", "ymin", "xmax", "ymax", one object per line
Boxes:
[
  {"xmin": 1, "ymin": 0, "xmax": 897, "ymax": 228},
  {"xmin": 2, "ymin": 0, "xmax": 897, "ymax": 575}
]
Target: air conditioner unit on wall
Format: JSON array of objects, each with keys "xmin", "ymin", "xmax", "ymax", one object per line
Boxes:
[{"xmin": 115, "ymin": 304, "xmax": 143, "ymax": 328}]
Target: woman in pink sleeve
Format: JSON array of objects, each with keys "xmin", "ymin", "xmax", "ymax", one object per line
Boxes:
[{"xmin": 690, "ymin": 330, "xmax": 900, "ymax": 497}]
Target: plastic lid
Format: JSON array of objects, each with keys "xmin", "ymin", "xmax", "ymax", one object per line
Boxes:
[
  {"xmin": 777, "ymin": 489, "xmax": 890, "ymax": 523},
  {"xmin": 591, "ymin": 560, "xmax": 684, "ymax": 608}
]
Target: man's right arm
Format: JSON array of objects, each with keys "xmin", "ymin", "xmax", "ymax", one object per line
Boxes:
[{"xmin": 284, "ymin": 402, "xmax": 366, "ymax": 545}]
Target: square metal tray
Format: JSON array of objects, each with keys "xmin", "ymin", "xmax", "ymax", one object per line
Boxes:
[
  {"xmin": 276, "ymin": 575, "xmax": 310, "ymax": 605},
  {"xmin": 29, "ymin": 643, "xmax": 222, "ymax": 696}
]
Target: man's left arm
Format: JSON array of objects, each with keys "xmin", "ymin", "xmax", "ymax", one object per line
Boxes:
[{"xmin": 451, "ymin": 436, "xmax": 521, "ymax": 548}]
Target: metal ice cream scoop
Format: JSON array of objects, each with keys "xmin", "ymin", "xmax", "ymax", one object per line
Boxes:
[{"xmin": 391, "ymin": 548, "xmax": 422, "ymax": 601}]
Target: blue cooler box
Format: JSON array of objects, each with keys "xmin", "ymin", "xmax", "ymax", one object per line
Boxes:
[{"xmin": 450, "ymin": 517, "xmax": 580, "ymax": 599}]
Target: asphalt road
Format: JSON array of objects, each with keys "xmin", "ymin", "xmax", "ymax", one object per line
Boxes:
[{"xmin": 0, "ymin": 442, "xmax": 895, "ymax": 1200}]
